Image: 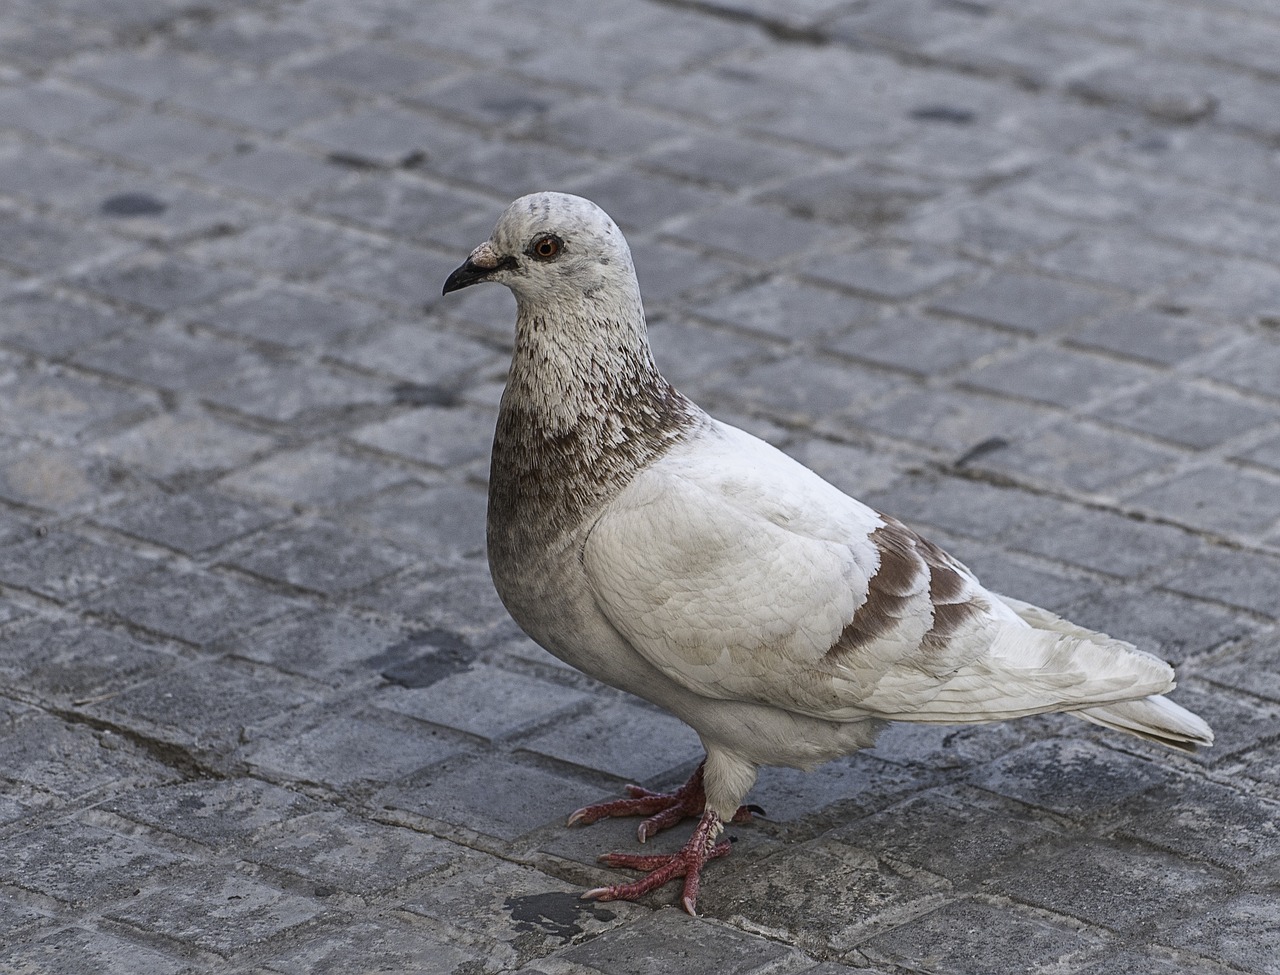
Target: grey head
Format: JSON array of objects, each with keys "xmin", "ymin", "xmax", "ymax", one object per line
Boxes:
[{"xmin": 442, "ymin": 192, "xmax": 639, "ymax": 308}]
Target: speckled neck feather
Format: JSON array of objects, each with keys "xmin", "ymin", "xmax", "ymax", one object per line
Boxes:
[{"xmin": 489, "ymin": 304, "xmax": 701, "ymax": 550}]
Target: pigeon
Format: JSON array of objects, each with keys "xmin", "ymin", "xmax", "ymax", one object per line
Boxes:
[{"xmin": 442, "ymin": 191, "xmax": 1214, "ymax": 915}]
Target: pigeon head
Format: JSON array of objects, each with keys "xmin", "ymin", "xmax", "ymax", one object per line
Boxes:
[{"xmin": 442, "ymin": 192, "xmax": 639, "ymax": 308}]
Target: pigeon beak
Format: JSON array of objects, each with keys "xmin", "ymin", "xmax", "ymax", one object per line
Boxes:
[{"xmin": 442, "ymin": 242, "xmax": 517, "ymax": 295}]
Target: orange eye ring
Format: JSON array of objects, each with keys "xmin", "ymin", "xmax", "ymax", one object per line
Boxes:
[{"xmin": 529, "ymin": 234, "xmax": 562, "ymax": 261}]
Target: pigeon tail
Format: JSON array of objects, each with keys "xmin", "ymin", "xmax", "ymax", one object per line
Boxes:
[{"xmin": 1073, "ymin": 694, "xmax": 1214, "ymax": 752}]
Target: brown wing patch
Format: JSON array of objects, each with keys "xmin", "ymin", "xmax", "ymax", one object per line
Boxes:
[{"xmin": 828, "ymin": 516, "xmax": 989, "ymax": 664}]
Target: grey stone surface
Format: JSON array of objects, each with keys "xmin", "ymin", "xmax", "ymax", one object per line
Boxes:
[{"xmin": 2, "ymin": 1, "xmax": 1278, "ymax": 972}]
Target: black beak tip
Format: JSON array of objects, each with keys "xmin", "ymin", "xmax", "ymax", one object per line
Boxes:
[
  {"xmin": 442, "ymin": 253, "xmax": 517, "ymax": 297},
  {"xmin": 442, "ymin": 263, "xmax": 476, "ymax": 296}
]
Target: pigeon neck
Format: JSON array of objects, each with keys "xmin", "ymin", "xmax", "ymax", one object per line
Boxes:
[{"xmin": 490, "ymin": 301, "xmax": 701, "ymax": 537}]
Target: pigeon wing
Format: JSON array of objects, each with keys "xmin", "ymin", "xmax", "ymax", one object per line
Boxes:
[{"xmin": 583, "ymin": 422, "xmax": 1176, "ymax": 723}]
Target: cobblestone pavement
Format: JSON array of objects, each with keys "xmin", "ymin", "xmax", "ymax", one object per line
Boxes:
[{"xmin": 1, "ymin": 0, "xmax": 1279, "ymax": 971}]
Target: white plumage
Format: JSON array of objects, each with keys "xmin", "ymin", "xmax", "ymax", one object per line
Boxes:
[{"xmin": 441, "ymin": 191, "xmax": 1213, "ymax": 915}]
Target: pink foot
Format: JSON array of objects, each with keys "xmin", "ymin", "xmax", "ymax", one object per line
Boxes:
[
  {"xmin": 583, "ymin": 810, "xmax": 728, "ymax": 915},
  {"xmin": 567, "ymin": 761, "xmax": 760, "ymax": 842}
]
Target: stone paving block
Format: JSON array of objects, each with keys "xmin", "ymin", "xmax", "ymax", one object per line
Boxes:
[
  {"xmin": 0, "ymin": 443, "xmax": 129, "ymax": 513},
  {"xmin": 82, "ymin": 182, "xmax": 255, "ymax": 245},
  {"xmin": 971, "ymin": 421, "xmax": 1181, "ymax": 494},
  {"xmin": 1094, "ymin": 381, "xmax": 1273, "ymax": 450},
  {"xmin": 1164, "ymin": 893, "xmax": 1280, "ymax": 975},
  {"xmin": 1236, "ymin": 432, "xmax": 1280, "ymax": 475},
  {"xmin": 105, "ymin": 865, "xmax": 329, "ymax": 956},
  {"xmin": 565, "ymin": 169, "xmax": 722, "ymax": 236},
  {"xmin": 1160, "ymin": 544, "xmax": 1280, "ymax": 619},
  {"xmin": 986, "ymin": 836, "xmax": 1231, "ymax": 936},
  {"xmin": 88, "ymin": 565, "xmax": 300, "ymax": 646},
  {"xmin": 95, "ymin": 487, "xmax": 281, "ymax": 555},
  {"xmin": 244, "ymin": 703, "xmax": 466, "ymax": 791},
  {"xmin": 1064, "ymin": 308, "xmax": 1226, "ymax": 367},
  {"xmin": 622, "ymin": 246, "xmax": 740, "ymax": 314},
  {"xmin": 404, "ymin": 847, "xmax": 638, "ymax": 967},
  {"xmin": 690, "ymin": 276, "xmax": 876, "ymax": 343},
  {"xmin": 857, "ymin": 386, "xmax": 1057, "ymax": 457},
  {"xmin": 220, "ymin": 445, "xmax": 406, "ymax": 508},
  {"xmin": 929, "ymin": 271, "xmax": 1114, "ymax": 335},
  {"xmin": 1067, "ymin": 54, "xmax": 1230, "ymax": 125},
  {"xmin": 520, "ymin": 698, "xmax": 703, "ymax": 783},
  {"xmin": 72, "ymin": 328, "xmax": 266, "ymax": 395},
  {"xmin": 0, "ymin": 290, "xmax": 142, "ymax": 359},
  {"xmin": 342, "ymin": 481, "xmax": 487, "ymax": 562},
  {"xmin": 354, "ymin": 561, "xmax": 512, "ymax": 637},
  {"xmin": 69, "ymin": 108, "xmax": 242, "ymax": 166},
  {"xmin": 552, "ymin": 907, "xmax": 806, "ymax": 975},
  {"xmin": 702, "ymin": 838, "xmax": 945, "ymax": 954},
  {"xmin": 859, "ymin": 897, "xmax": 1104, "ymax": 975},
  {"xmin": 219, "ymin": 606, "xmax": 406, "ymax": 683},
  {"xmin": 0, "ymin": 208, "xmax": 118, "ymax": 275},
  {"xmin": 968, "ymin": 738, "xmax": 1177, "ymax": 819},
  {"xmin": 199, "ymin": 145, "xmax": 353, "ymax": 204},
  {"xmin": 1160, "ymin": 258, "xmax": 1280, "ymax": 323},
  {"xmin": 88, "ymin": 411, "xmax": 274, "ymax": 482},
  {"xmin": 764, "ymin": 164, "xmax": 943, "ymax": 228},
  {"xmin": 108, "ymin": 776, "xmax": 324, "ymax": 848},
  {"xmin": 1110, "ymin": 778, "xmax": 1280, "ymax": 871},
  {"xmin": 176, "ymin": 75, "xmax": 349, "ymax": 134},
  {"xmin": 322, "ymin": 238, "xmax": 457, "ymax": 311},
  {"xmin": 201, "ymin": 360, "xmax": 392, "ymax": 428},
  {"xmin": 1035, "ymin": 230, "xmax": 1203, "ymax": 292},
  {"xmin": 0, "ymin": 820, "xmax": 187, "ymax": 903},
  {"xmin": 0, "ymin": 530, "xmax": 154, "ymax": 602},
  {"xmin": 0, "ymin": 144, "xmax": 125, "ymax": 209},
  {"xmin": 252, "ymin": 914, "xmax": 476, "ymax": 975},
  {"xmin": 707, "ymin": 356, "xmax": 901, "ymax": 431},
  {"xmin": 226, "ymin": 519, "xmax": 416, "ymax": 596},
  {"xmin": 663, "ymin": 202, "xmax": 846, "ymax": 266},
  {"xmin": 87, "ymin": 656, "xmax": 318, "ymax": 756},
  {"xmin": 958, "ymin": 344, "xmax": 1157, "ymax": 409},
  {"xmin": 1056, "ymin": 587, "xmax": 1253, "ymax": 665},
  {"xmin": 312, "ymin": 174, "xmax": 480, "ymax": 245},
  {"xmin": 834, "ymin": 786, "xmax": 1062, "ymax": 884},
  {"xmin": 0, "ymin": 618, "xmax": 175, "ymax": 704},
  {"xmin": 865, "ymin": 718, "xmax": 1036, "ymax": 774},
  {"xmin": 804, "ymin": 244, "xmax": 975, "ymax": 302},
  {"xmin": 521, "ymin": 99, "xmax": 690, "ymax": 157},
  {"xmin": 0, "ymin": 368, "xmax": 157, "ymax": 444},
  {"xmin": 0, "ymin": 78, "xmax": 125, "ymax": 138},
  {"xmin": 293, "ymin": 39, "xmax": 458, "ymax": 96},
  {"xmin": 1125, "ymin": 465, "xmax": 1280, "ymax": 537},
  {"xmin": 331, "ymin": 322, "xmax": 498, "ymax": 388},
  {"xmin": 1, "ymin": 925, "xmax": 196, "ymax": 975},
  {"xmin": 245, "ymin": 809, "xmax": 456, "ymax": 896},
  {"xmin": 1196, "ymin": 336, "xmax": 1280, "ymax": 400},
  {"xmin": 903, "ymin": 199, "xmax": 1079, "ymax": 261},
  {"xmin": 348, "ymin": 406, "xmax": 493, "ymax": 471},
  {"xmin": 861, "ymin": 474, "xmax": 1064, "ymax": 541},
  {"xmin": 1001, "ymin": 505, "xmax": 1204, "ymax": 579},
  {"xmin": 189, "ymin": 281, "xmax": 378, "ymax": 350},
  {"xmin": 883, "ymin": 127, "xmax": 1044, "ymax": 184},
  {"xmin": 0, "ymin": 711, "xmax": 175, "ymax": 799},
  {"xmin": 413, "ymin": 126, "xmax": 597, "ymax": 203},
  {"xmin": 377, "ymin": 754, "xmax": 607, "ymax": 841},
  {"xmin": 418, "ymin": 71, "xmax": 563, "ymax": 131},
  {"xmin": 642, "ymin": 133, "xmax": 820, "ymax": 192},
  {"xmin": 71, "ymin": 253, "xmax": 254, "ymax": 315},
  {"xmin": 377, "ymin": 663, "xmax": 588, "ymax": 742},
  {"xmin": 188, "ymin": 215, "xmax": 364, "ymax": 280}
]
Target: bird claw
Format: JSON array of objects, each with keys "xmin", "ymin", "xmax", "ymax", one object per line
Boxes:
[
  {"xmin": 567, "ymin": 761, "xmax": 758, "ymax": 841},
  {"xmin": 582, "ymin": 819, "xmax": 730, "ymax": 916}
]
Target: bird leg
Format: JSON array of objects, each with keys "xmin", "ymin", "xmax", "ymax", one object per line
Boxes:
[
  {"xmin": 583, "ymin": 808, "xmax": 729, "ymax": 915},
  {"xmin": 567, "ymin": 760, "xmax": 759, "ymax": 842}
]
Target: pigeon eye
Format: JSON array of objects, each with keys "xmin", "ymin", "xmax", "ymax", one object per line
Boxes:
[{"xmin": 529, "ymin": 234, "xmax": 563, "ymax": 261}]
